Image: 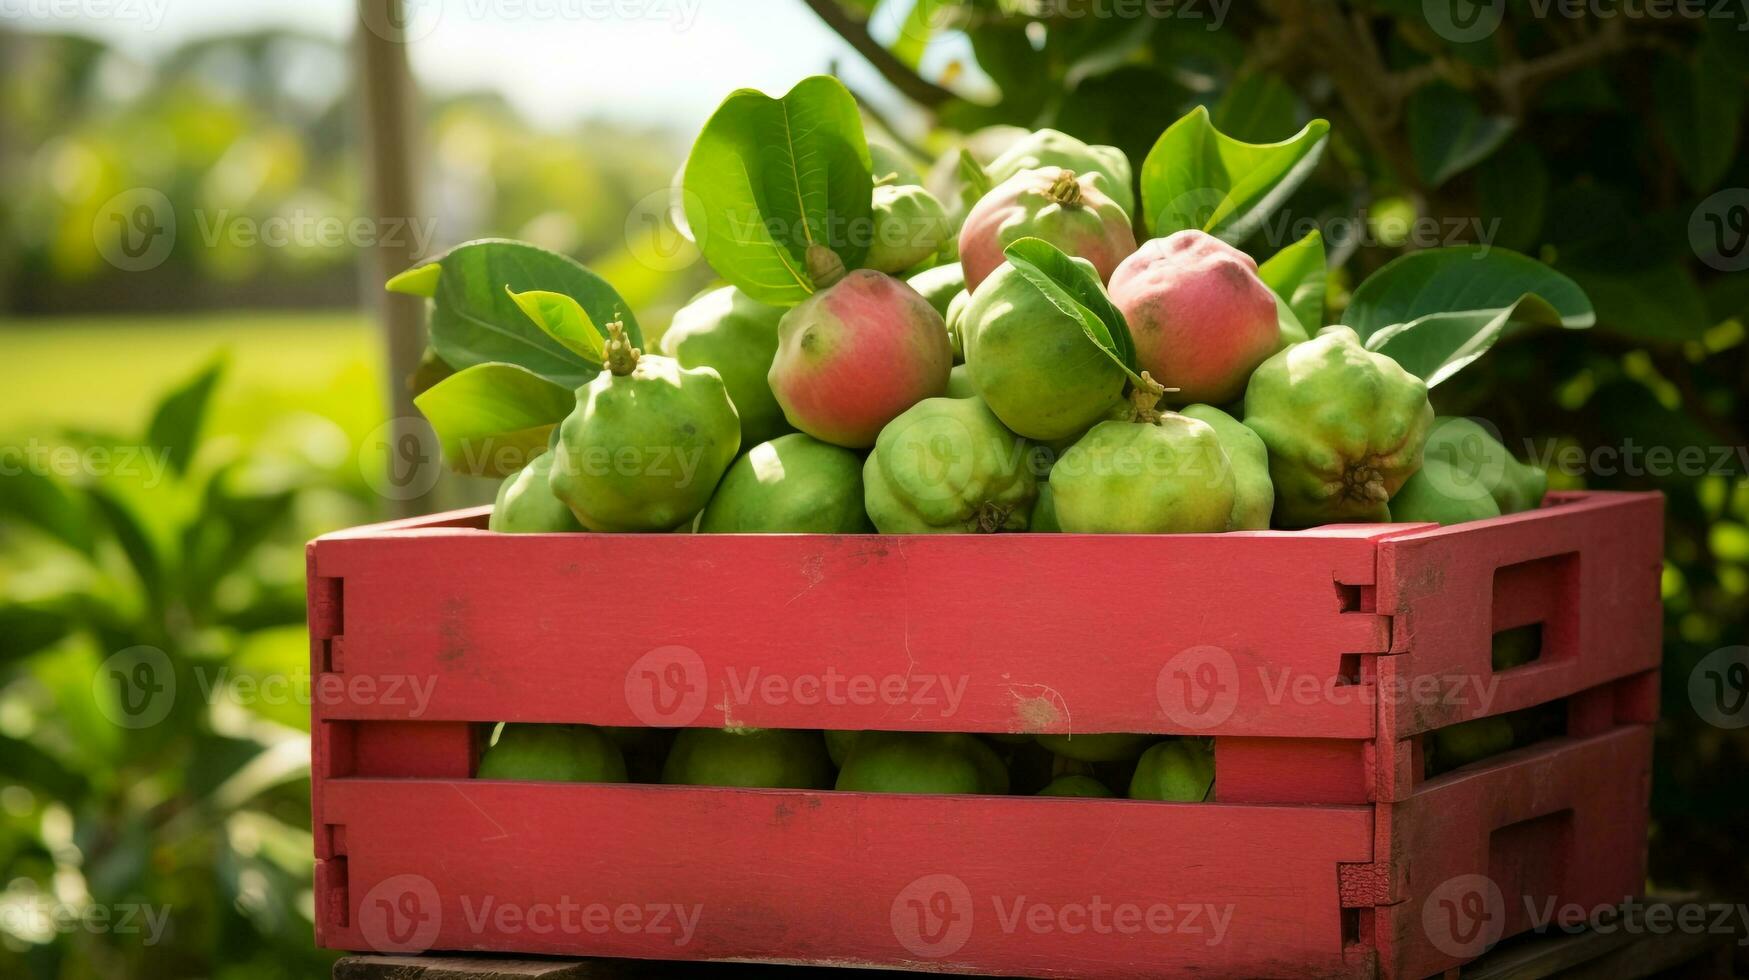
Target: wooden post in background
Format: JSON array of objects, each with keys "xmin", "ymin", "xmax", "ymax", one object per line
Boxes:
[{"xmin": 354, "ymin": 0, "xmax": 437, "ymax": 516}]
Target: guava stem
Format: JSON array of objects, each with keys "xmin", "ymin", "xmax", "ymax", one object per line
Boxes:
[
  {"xmin": 1127, "ymin": 372, "xmax": 1170, "ymax": 424},
  {"xmin": 1046, "ymin": 169, "xmax": 1083, "ymax": 207},
  {"xmin": 806, "ymin": 244, "xmax": 846, "ymax": 290},
  {"xmin": 604, "ymin": 320, "xmax": 640, "ymax": 376},
  {"xmin": 973, "ymin": 501, "xmax": 1011, "ymax": 533}
]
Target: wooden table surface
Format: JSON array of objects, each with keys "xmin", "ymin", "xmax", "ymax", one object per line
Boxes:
[{"xmin": 333, "ymin": 897, "xmax": 1745, "ymax": 980}]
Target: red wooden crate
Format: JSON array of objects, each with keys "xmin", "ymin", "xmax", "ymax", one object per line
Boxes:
[{"xmin": 307, "ymin": 490, "xmax": 1662, "ymax": 979}]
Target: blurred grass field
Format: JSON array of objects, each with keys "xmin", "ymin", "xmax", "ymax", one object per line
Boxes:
[{"xmin": 0, "ymin": 310, "xmax": 383, "ymax": 436}]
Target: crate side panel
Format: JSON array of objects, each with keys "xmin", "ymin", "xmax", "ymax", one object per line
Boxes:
[
  {"xmin": 320, "ymin": 781, "xmax": 1374, "ymax": 979},
  {"xmin": 1374, "ymin": 724, "xmax": 1652, "ymax": 979},
  {"xmin": 1376, "ymin": 493, "xmax": 1662, "ymax": 738},
  {"xmin": 317, "ymin": 532, "xmax": 1389, "ymax": 737}
]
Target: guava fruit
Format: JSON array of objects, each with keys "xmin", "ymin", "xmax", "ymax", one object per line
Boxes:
[
  {"xmin": 946, "ymin": 364, "xmax": 976, "ymax": 398},
  {"xmin": 660, "ymin": 727, "xmax": 834, "ymax": 789},
  {"xmin": 1038, "ymin": 774, "xmax": 1115, "ymax": 798},
  {"xmin": 985, "ymin": 128, "xmax": 1136, "ymax": 217},
  {"xmin": 1242, "ymin": 327, "xmax": 1435, "ymax": 528},
  {"xmin": 1180, "ymin": 404, "xmax": 1273, "ymax": 531},
  {"xmin": 1389, "ymin": 459, "xmax": 1504, "ymax": 526},
  {"xmin": 824, "ymin": 729, "xmax": 860, "ymax": 767},
  {"xmin": 1421, "ymin": 417, "xmax": 1548, "ymax": 515},
  {"xmin": 1030, "ymin": 481, "xmax": 1060, "ymax": 532},
  {"xmin": 1491, "ymin": 625, "xmax": 1541, "ymax": 671},
  {"xmin": 943, "ymin": 289, "xmax": 970, "ymax": 362},
  {"xmin": 768, "ymin": 269, "xmax": 953, "ymax": 449},
  {"xmin": 1034, "ymin": 733, "xmax": 1150, "ymax": 763},
  {"xmin": 1107, "ymin": 231, "xmax": 1281, "ymax": 406},
  {"xmin": 1050, "ymin": 378, "xmax": 1236, "ymax": 534},
  {"xmin": 476, "ymin": 724, "xmax": 628, "ymax": 783},
  {"xmin": 959, "ymin": 167, "xmax": 1138, "ymax": 294},
  {"xmin": 659, "ymin": 285, "xmax": 791, "ymax": 447},
  {"xmin": 1429, "ymin": 717, "xmax": 1514, "ymax": 771},
  {"xmin": 835, "ymin": 732, "xmax": 1010, "ymax": 794},
  {"xmin": 870, "ymin": 142, "xmax": 925, "ymax": 186},
  {"xmin": 866, "ymin": 184, "xmax": 953, "ymax": 274},
  {"xmin": 697, "ymin": 434, "xmax": 872, "ymax": 533},
  {"xmin": 907, "ymin": 263, "xmax": 965, "ymax": 317},
  {"xmin": 1128, "ymin": 739, "xmax": 1214, "ymax": 801},
  {"xmin": 961, "ymin": 259, "xmax": 1128, "ymax": 441},
  {"xmin": 489, "ymin": 452, "xmax": 583, "ymax": 533},
  {"xmin": 548, "ymin": 323, "xmax": 741, "ymax": 532},
  {"xmin": 863, "ymin": 396, "xmax": 1038, "ymax": 533}
]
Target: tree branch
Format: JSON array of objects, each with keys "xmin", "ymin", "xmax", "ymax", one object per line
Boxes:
[{"xmin": 801, "ymin": 0, "xmax": 958, "ymax": 108}]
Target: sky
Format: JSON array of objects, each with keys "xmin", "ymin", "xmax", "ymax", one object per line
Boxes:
[{"xmin": 6, "ymin": 0, "xmax": 925, "ymax": 134}]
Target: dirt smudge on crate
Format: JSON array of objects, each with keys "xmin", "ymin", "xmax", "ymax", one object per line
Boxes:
[
  {"xmin": 1006, "ymin": 682, "xmax": 1067, "ymax": 733},
  {"xmin": 436, "ymin": 598, "xmax": 470, "ymax": 663}
]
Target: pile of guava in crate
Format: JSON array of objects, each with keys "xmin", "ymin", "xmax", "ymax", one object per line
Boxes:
[{"xmin": 393, "ymin": 77, "xmax": 1595, "ymax": 796}]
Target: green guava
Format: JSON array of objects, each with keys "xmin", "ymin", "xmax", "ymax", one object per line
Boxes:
[
  {"xmin": 958, "ymin": 168, "xmax": 1137, "ymax": 293},
  {"xmin": 1030, "ymin": 481, "xmax": 1060, "ymax": 532},
  {"xmin": 489, "ymin": 452, "xmax": 583, "ymax": 533},
  {"xmin": 962, "ymin": 260, "xmax": 1127, "ymax": 441},
  {"xmin": 1179, "ymin": 404, "xmax": 1273, "ymax": 531},
  {"xmin": 1429, "ymin": 717, "xmax": 1514, "ymax": 771},
  {"xmin": 1389, "ymin": 459, "xmax": 1504, "ymax": 526},
  {"xmin": 867, "ymin": 184, "xmax": 953, "ymax": 274},
  {"xmin": 697, "ymin": 434, "xmax": 872, "ymax": 533},
  {"xmin": 1242, "ymin": 327, "xmax": 1435, "ymax": 528},
  {"xmin": 907, "ymin": 263, "xmax": 965, "ymax": 317},
  {"xmin": 985, "ymin": 128, "xmax": 1136, "ymax": 216},
  {"xmin": 1037, "ymin": 774, "xmax": 1115, "ymax": 798},
  {"xmin": 1050, "ymin": 379, "xmax": 1236, "ymax": 534},
  {"xmin": 548, "ymin": 323, "xmax": 741, "ymax": 532},
  {"xmin": 835, "ymin": 732, "xmax": 1010, "ymax": 794},
  {"xmin": 943, "ymin": 289, "xmax": 970, "ymax": 362},
  {"xmin": 476, "ymin": 724, "xmax": 628, "ymax": 783},
  {"xmin": 659, "ymin": 285, "xmax": 791, "ymax": 448},
  {"xmin": 1421, "ymin": 417, "xmax": 1548, "ymax": 515},
  {"xmin": 660, "ymin": 727, "xmax": 834, "ymax": 789},
  {"xmin": 946, "ymin": 363, "xmax": 976, "ymax": 398},
  {"xmin": 1491, "ymin": 625, "xmax": 1541, "ymax": 671},
  {"xmin": 1034, "ymin": 733, "xmax": 1150, "ymax": 763},
  {"xmin": 870, "ymin": 142, "xmax": 926, "ymax": 186},
  {"xmin": 824, "ymin": 729, "xmax": 861, "ymax": 767},
  {"xmin": 1128, "ymin": 739, "xmax": 1214, "ymax": 801},
  {"xmin": 863, "ymin": 397, "xmax": 1038, "ymax": 533}
]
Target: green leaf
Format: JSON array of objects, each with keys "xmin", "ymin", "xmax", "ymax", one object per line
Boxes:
[
  {"xmin": 1213, "ymin": 73, "xmax": 1300, "ymax": 143},
  {"xmin": 1562, "ymin": 259, "xmax": 1712, "ymax": 344},
  {"xmin": 1139, "ymin": 105, "xmax": 1329, "ymax": 244},
  {"xmin": 1257, "ymin": 229, "xmax": 1326, "ymax": 331},
  {"xmin": 413, "ymin": 362, "xmax": 576, "ymax": 477},
  {"xmin": 682, "ymin": 75, "xmax": 873, "ymax": 306},
  {"xmin": 1274, "ymin": 292, "xmax": 1310, "ymax": 349},
  {"xmin": 145, "ymin": 356, "xmax": 225, "ymax": 478},
  {"xmin": 399, "ymin": 239, "xmax": 639, "ymax": 389},
  {"xmin": 385, "ymin": 262, "xmax": 441, "ymax": 297},
  {"xmin": 1001, "ymin": 237, "xmax": 1144, "ymax": 385},
  {"xmin": 1655, "ymin": 50, "xmax": 1744, "ymax": 192},
  {"xmin": 87, "ymin": 486, "xmax": 168, "ymax": 611},
  {"xmin": 1475, "ymin": 141, "xmax": 1548, "ymax": 253},
  {"xmin": 1344, "ymin": 246, "xmax": 1593, "ymax": 387},
  {"xmin": 0, "ymin": 465, "xmax": 96, "ymax": 554},
  {"xmin": 505, "ymin": 287, "xmax": 606, "ymax": 366},
  {"xmin": 1406, "ymin": 83, "xmax": 1514, "ymax": 188}
]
